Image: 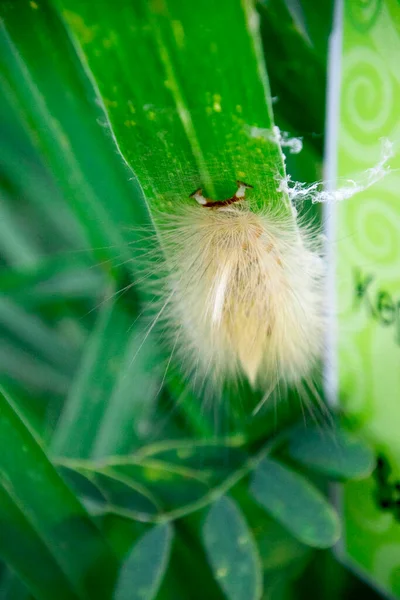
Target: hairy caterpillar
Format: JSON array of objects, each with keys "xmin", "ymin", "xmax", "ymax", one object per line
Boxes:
[{"xmin": 154, "ymin": 181, "xmax": 325, "ymax": 405}]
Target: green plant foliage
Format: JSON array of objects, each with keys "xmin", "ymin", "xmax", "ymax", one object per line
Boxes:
[
  {"xmin": 56, "ymin": 448, "xmax": 250, "ymax": 523},
  {"xmin": 287, "ymin": 426, "xmax": 375, "ymax": 480},
  {"xmin": 57, "ymin": 457, "xmax": 212, "ymax": 521},
  {"xmin": 250, "ymin": 457, "xmax": 341, "ymax": 548},
  {"xmin": 203, "ymin": 496, "xmax": 262, "ymax": 600},
  {"xmin": 0, "ymin": 0, "xmax": 379, "ymax": 597},
  {"xmin": 51, "ymin": 294, "xmax": 160, "ymax": 459},
  {"xmin": 113, "ymin": 523, "xmax": 173, "ymax": 600},
  {"xmin": 56, "ymin": 0, "xmax": 288, "ymax": 213},
  {"xmin": 258, "ymin": 0, "xmax": 331, "ymax": 156},
  {"xmin": 0, "ymin": 0, "xmax": 151, "ymax": 272},
  {"xmin": 0, "ymin": 389, "xmax": 116, "ymax": 599},
  {"xmin": 0, "ymin": 256, "xmax": 107, "ymax": 308}
]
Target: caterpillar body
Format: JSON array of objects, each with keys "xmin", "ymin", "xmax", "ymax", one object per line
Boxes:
[{"xmin": 156, "ymin": 181, "xmax": 324, "ymax": 402}]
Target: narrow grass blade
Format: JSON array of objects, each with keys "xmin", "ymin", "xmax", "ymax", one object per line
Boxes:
[
  {"xmin": 0, "ymin": 82, "xmax": 88, "ymax": 254},
  {"xmin": 0, "ymin": 486, "xmax": 79, "ymax": 600},
  {"xmin": 0, "ymin": 257, "xmax": 106, "ymax": 308},
  {"xmin": 0, "ymin": 342, "xmax": 70, "ymax": 396},
  {"xmin": 90, "ymin": 322, "xmax": 162, "ymax": 459},
  {"xmin": 0, "ymin": 569, "xmax": 30, "ymax": 600},
  {"xmin": 0, "ymin": 298, "xmax": 77, "ymax": 375},
  {"xmin": 0, "ymin": 0, "xmax": 153, "ymax": 273},
  {"xmin": 51, "ymin": 292, "xmax": 137, "ymax": 458},
  {"xmin": 258, "ymin": 0, "xmax": 327, "ymax": 154}
]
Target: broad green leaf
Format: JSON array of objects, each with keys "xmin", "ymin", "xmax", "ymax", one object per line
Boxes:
[
  {"xmin": 0, "ymin": 485, "xmax": 77, "ymax": 600},
  {"xmin": 113, "ymin": 523, "xmax": 173, "ymax": 600},
  {"xmin": 50, "ymin": 0, "xmax": 301, "ymax": 435},
  {"xmin": 203, "ymin": 496, "xmax": 262, "ymax": 600},
  {"xmin": 250, "ymin": 458, "xmax": 340, "ymax": 548},
  {"xmin": 0, "ymin": 389, "xmax": 117, "ymax": 599},
  {"xmin": 58, "ymin": 0, "xmax": 290, "ymax": 213},
  {"xmin": 256, "ymin": 517, "xmax": 310, "ymax": 574},
  {"xmin": 287, "ymin": 426, "xmax": 375, "ymax": 480},
  {"xmin": 0, "ymin": 485, "xmax": 79, "ymax": 600}
]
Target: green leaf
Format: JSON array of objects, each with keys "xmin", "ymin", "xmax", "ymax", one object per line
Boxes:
[
  {"xmin": 0, "ymin": 388, "xmax": 117, "ymax": 599},
  {"xmin": 0, "ymin": 191, "xmax": 41, "ymax": 268},
  {"xmin": 231, "ymin": 485, "xmax": 310, "ymax": 573},
  {"xmin": 250, "ymin": 458, "xmax": 340, "ymax": 548},
  {"xmin": 90, "ymin": 322, "xmax": 162, "ymax": 459},
  {"xmin": 0, "ymin": 340, "xmax": 70, "ymax": 396},
  {"xmin": 58, "ymin": 457, "xmax": 211, "ymax": 520},
  {"xmin": 94, "ymin": 472, "xmax": 161, "ymax": 516},
  {"xmin": 202, "ymin": 496, "xmax": 262, "ymax": 600},
  {"xmin": 58, "ymin": 465, "xmax": 161, "ymax": 519},
  {"xmin": 57, "ymin": 466, "xmax": 109, "ymax": 516},
  {"xmin": 98, "ymin": 513, "xmax": 149, "ymax": 563},
  {"xmin": 287, "ymin": 426, "xmax": 375, "ymax": 480},
  {"xmin": 57, "ymin": 0, "xmax": 289, "ymax": 213},
  {"xmin": 113, "ymin": 523, "xmax": 173, "ymax": 600},
  {"xmin": 0, "ymin": 83, "xmax": 88, "ymax": 255},
  {"xmin": 51, "ymin": 293, "xmax": 142, "ymax": 458},
  {"xmin": 0, "ymin": 0, "xmax": 152, "ymax": 274},
  {"xmin": 292, "ymin": 0, "xmax": 334, "ymax": 61},
  {"xmin": 110, "ymin": 460, "xmax": 210, "ymax": 515},
  {"xmin": 258, "ymin": 0, "xmax": 328, "ymax": 154},
  {"xmin": 0, "ymin": 298, "xmax": 77, "ymax": 375},
  {"xmin": 0, "ymin": 485, "xmax": 78, "ymax": 600},
  {"xmin": 132, "ymin": 436, "xmax": 248, "ymax": 478},
  {"xmin": 0, "ymin": 257, "xmax": 106, "ymax": 308},
  {"xmin": 49, "ymin": 0, "xmax": 307, "ymax": 437},
  {"xmin": 0, "ymin": 569, "xmax": 29, "ymax": 600}
]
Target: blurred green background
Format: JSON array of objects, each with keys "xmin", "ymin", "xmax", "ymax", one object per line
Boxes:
[{"xmin": 0, "ymin": 0, "xmax": 386, "ymax": 598}]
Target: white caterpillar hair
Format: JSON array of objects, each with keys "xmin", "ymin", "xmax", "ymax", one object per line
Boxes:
[{"xmin": 152, "ymin": 181, "xmax": 325, "ymax": 404}]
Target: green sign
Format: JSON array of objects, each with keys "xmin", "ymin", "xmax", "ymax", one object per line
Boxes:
[{"xmin": 330, "ymin": 0, "xmax": 400, "ymax": 596}]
